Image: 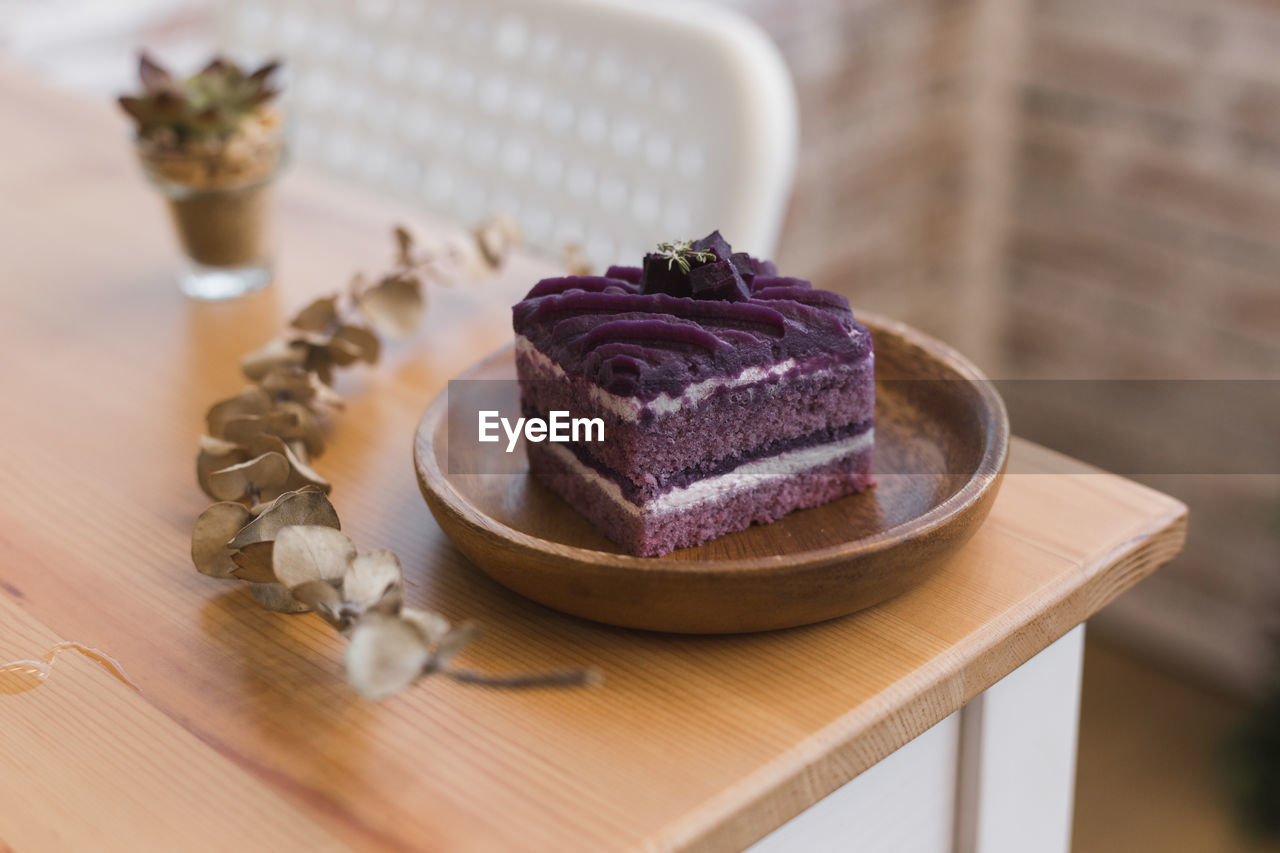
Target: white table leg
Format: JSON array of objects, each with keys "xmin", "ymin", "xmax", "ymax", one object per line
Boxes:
[
  {"xmin": 955, "ymin": 624, "xmax": 1086, "ymax": 853},
  {"xmin": 750, "ymin": 625, "xmax": 1086, "ymax": 853},
  {"xmin": 749, "ymin": 711, "xmax": 961, "ymax": 852}
]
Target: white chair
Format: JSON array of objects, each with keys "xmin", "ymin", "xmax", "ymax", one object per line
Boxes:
[{"xmin": 217, "ymin": 0, "xmax": 797, "ymax": 267}]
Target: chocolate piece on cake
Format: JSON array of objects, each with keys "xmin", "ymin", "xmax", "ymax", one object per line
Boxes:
[{"xmin": 512, "ymin": 234, "xmax": 875, "ymax": 557}]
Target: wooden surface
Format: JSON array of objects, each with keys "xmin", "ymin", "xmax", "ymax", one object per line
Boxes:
[
  {"xmin": 414, "ymin": 317, "xmax": 1010, "ymax": 633},
  {"xmin": 0, "ymin": 67, "xmax": 1188, "ymax": 853}
]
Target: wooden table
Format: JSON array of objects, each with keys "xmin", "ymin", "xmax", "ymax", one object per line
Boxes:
[{"xmin": 0, "ymin": 68, "xmax": 1187, "ymax": 853}]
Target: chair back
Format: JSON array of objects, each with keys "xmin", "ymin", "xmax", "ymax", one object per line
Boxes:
[{"xmin": 219, "ymin": 0, "xmax": 797, "ymax": 266}]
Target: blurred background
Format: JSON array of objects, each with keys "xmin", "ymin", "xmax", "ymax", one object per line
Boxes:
[{"xmin": 2, "ymin": 0, "xmax": 1276, "ymax": 849}]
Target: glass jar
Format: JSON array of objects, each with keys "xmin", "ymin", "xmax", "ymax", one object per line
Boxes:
[{"xmin": 136, "ymin": 129, "xmax": 287, "ymax": 300}]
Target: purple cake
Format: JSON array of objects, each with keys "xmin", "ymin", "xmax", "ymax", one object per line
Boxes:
[{"xmin": 512, "ymin": 232, "xmax": 875, "ymax": 556}]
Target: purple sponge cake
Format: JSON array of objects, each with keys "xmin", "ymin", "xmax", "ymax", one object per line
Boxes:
[{"xmin": 512, "ymin": 232, "xmax": 875, "ymax": 557}]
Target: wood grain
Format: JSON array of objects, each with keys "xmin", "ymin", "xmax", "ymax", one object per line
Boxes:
[
  {"xmin": 0, "ymin": 67, "xmax": 1187, "ymax": 852},
  {"xmin": 414, "ymin": 314, "xmax": 1010, "ymax": 633},
  {"xmin": 0, "ymin": 595, "xmax": 349, "ymax": 852}
]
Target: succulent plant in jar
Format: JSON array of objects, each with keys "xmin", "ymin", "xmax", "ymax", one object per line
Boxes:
[{"xmin": 119, "ymin": 53, "xmax": 286, "ymax": 299}]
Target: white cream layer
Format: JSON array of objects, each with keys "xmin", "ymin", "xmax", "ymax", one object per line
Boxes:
[
  {"xmin": 541, "ymin": 429, "xmax": 874, "ymax": 518},
  {"xmin": 516, "ymin": 334, "xmax": 866, "ymax": 421}
]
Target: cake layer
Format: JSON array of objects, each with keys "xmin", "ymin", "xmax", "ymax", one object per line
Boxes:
[
  {"xmin": 516, "ymin": 337, "xmax": 874, "ymax": 487},
  {"xmin": 528, "ymin": 436, "xmax": 875, "ymax": 556},
  {"xmin": 541, "ymin": 419, "xmax": 875, "ymax": 505}
]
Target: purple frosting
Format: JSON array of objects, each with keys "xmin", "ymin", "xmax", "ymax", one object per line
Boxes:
[{"xmin": 513, "ymin": 236, "xmax": 871, "ymax": 400}]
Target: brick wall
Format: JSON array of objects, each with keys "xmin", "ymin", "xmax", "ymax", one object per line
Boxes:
[
  {"xmin": 1001, "ymin": 0, "xmax": 1280, "ymax": 691},
  {"xmin": 1009, "ymin": 0, "xmax": 1280, "ymax": 382}
]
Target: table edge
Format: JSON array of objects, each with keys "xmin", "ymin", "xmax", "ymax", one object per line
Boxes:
[{"xmin": 665, "ymin": 491, "xmax": 1189, "ymax": 852}]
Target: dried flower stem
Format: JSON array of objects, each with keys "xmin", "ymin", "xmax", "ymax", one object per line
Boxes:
[
  {"xmin": 190, "ymin": 221, "xmax": 598, "ymax": 699},
  {"xmin": 441, "ymin": 667, "xmax": 601, "ymax": 689}
]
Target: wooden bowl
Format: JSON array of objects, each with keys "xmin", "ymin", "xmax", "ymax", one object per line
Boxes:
[{"xmin": 414, "ymin": 313, "xmax": 1009, "ymax": 633}]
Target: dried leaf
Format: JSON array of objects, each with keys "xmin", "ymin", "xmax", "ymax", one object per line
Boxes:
[
  {"xmin": 321, "ymin": 337, "xmax": 361, "ymax": 367},
  {"xmin": 206, "ymin": 452, "xmax": 290, "ymax": 502},
  {"xmin": 272, "ymin": 525, "xmax": 356, "ymax": 589},
  {"xmin": 245, "ymin": 433, "xmax": 330, "ymax": 497},
  {"xmin": 256, "ymin": 365, "xmax": 313, "ymax": 401},
  {"xmin": 274, "ymin": 401, "xmax": 325, "ymax": 457},
  {"xmin": 433, "ymin": 621, "xmax": 480, "ymax": 670},
  {"xmin": 227, "ymin": 489, "xmax": 340, "ymax": 583},
  {"xmin": 281, "ymin": 445, "xmax": 330, "ymax": 494},
  {"xmin": 229, "ymin": 541, "xmax": 276, "ymax": 583},
  {"xmin": 242, "ymin": 337, "xmax": 308, "ymax": 381},
  {"xmin": 443, "ymin": 233, "xmax": 486, "ymax": 279},
  {"xmin": 249, "ymin": 582, "xmax": 312, "ymax": 613},
  {"xmin": 355, "ymin": 275, "xmax": 422, "ymax": 339},
  {"xmin": 326, "ymin": 324, "xmax": 380, "ymax": 366},
  {"xmin": 215, "ymin": 401, "xmax": 323, "ymax": 459},
  {"xmin": 199, "ymin": 434, "xmax": 243, "ymax": 455},
  {"xmin": 258, "ymin": 366, "xmax": 343, "ymax": 410},
  {"xmin": 221, "ymin": 408, "xmax": 303, "ymax": 447},
  {"xmin": 197, "ymin": 435, "xmax": 249, "ymax": 498},
  {"xmin": 342, "ymin": 550, "xmax": 404, "ymax": 616},
  {"xmin": 245, "ymin": 433, "xmax": 287, "ymax": 459},
  {"xmin": 288, "ymin": 329, "xmax": 333, "ymax": 348},
  {"xmin": 191, "ymin": 502, "xmax": 253, "ymax": 578},
  {"xmin": 475, "ymin": 215, "xmax": 523, "ymax": 269},
  {"xmin": 347, "ymin": 272, "xmax": 367, "ymax": 301},
  {"xmin": 291, "ymin": 580, "xmax": 344, "ymax": 626},
  {"xmin": 345, "ymin": 613, "xmax": 431, "ymax": 700},
  {"xmin": 393, "ymin": 225, "xmax": 414, "ymax": 266},
  {"xmin": 206, "ymin": 387, "xmax": 272, "ymax": 438},
  {"xmin": 400, "ymin": 608, "xmax": 452, "ymax": 647},
  {"xmin": 290, "ymin": 296, "xmax": 340, "ymax": 334},
  {"xmin": 229, "ymin": 489, "xmax": 340, "ymax": 551},
  {"xmin": 308, "ymin": 375, "xmax": 345, "ymax": 409},
  {"xmin": 301, "ymin": 346, "xmax": 336, "ymax": 385}
]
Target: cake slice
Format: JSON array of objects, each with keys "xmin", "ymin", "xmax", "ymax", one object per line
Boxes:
[{"xmin": 512, "ymin": 232, "xmax": 875, "ymax": 556}]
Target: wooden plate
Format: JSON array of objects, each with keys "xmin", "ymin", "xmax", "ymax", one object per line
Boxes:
[{"xmin": 414, "ymin": 312, "xmax": 1009, "ymax": 633}]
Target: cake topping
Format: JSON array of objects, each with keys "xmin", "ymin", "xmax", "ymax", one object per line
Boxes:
[
  {"xmin": 641, "ymin": 231, "xmax": 753, "ymax": 300},
  {"xmin": 641, "ymin": 241, "xmax": 710, "ymax": 297},
  {"xmin": 689, "ymin": 231, "xmax": 733, "ymax": 263},
  {"xmin": 688, "ymin": 258, "xmax": 750, "ymax": 302},
  {"xmin": 514, "ymin": 233, "xmax": 869, "ymax": 398}
]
